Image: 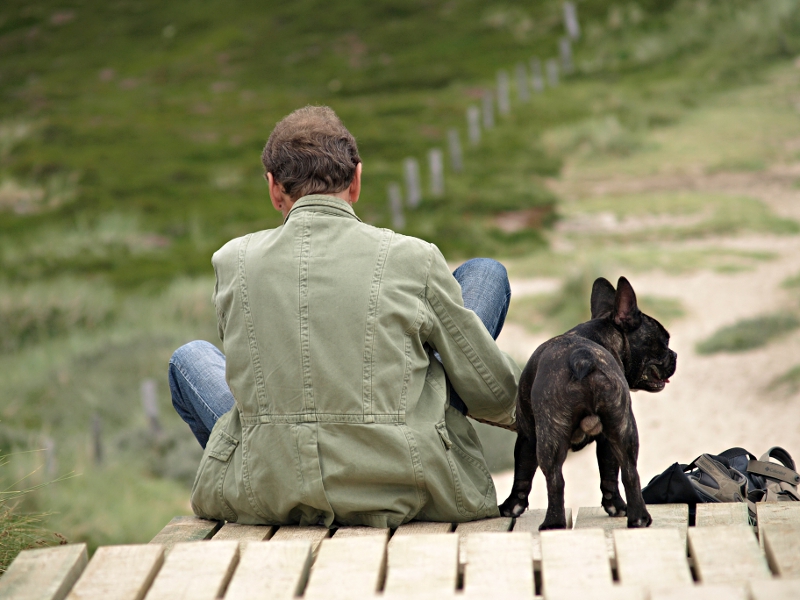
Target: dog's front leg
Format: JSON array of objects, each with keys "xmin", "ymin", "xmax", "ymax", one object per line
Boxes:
[
  {"xmin": 499, "ymin": 432, "xmax": 538, "ymax": 517},
  {"xmin": 596, "ymin": 434, "xmax": 627, "ymax": 517}
]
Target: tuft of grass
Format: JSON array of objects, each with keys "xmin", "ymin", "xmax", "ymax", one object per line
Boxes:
[
  {"xmin": 696, "ymin": 314, "xmax": 800, "ymax": 355},
  {"xmin": 768, "ymin": 364, "xmax": 800, "ymax": 395}
]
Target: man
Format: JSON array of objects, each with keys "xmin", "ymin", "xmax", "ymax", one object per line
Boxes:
[{"xmin": 169, "ymin": 106, "xmax": 520, "ymax": 527}]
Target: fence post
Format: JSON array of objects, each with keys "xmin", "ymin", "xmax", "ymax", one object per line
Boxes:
[
  {"xmin": 530, "ymin": 57, "xmax": 544, "ymax": 93},
  {"xmin": 563, "ymin": 1, "xmax": 581, "ymax": 40},
  {"xmin": 497, "ymin": 70, "xmax": 510, "ymax": 115},
  {"xmin": 546, "ymin": 59, "xmax": 560, "ymax": 87},
  {"xmin": 140, "ymin": 378, "xmax": 162, "ymax": 436},
  {"xmin": 559, "ymin": 37, "xmax": 574, "ymax": 74},
  {"xmin": 482, "ymin": 90, "xmax": 495, "ymax": 129},
  {"xmin": 515, "ymin": 62, "xmax": 530, "ymax": 103},
  {"xmin": 387, "ymin": 182, "xmax": 405, "ymax": 229},
  {"xmin": 428, "ymin": 148, "xmax": 444, "ymax": 197},
  {"xmin": 447, "ymin": 128, "xmax": 463, "ymax": 172},
  {"xmin": 403, "ymin": 157, "xmax": 422, "ymax": 208},
  {"xmin": 466, "ymin": 106, "xmax": 481, "ymax": 146}
]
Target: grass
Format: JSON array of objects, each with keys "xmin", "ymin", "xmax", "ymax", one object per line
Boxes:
[
  {"xmin": 696, "ymin": 313, "xmax": 800, "ymax": 355},
  {"xmin": 768, "ymin": 364, "xmax": 800, "ymax": 395}
]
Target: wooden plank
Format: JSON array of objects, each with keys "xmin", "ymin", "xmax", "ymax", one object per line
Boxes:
[
  {"xmin": 383, "ymin": 533, "xmax": 459, "ymax": 597},
  {"xmin": 224, "ymin": 540, "xmax": 312, "ymax": 600},
  {"xmin": 269, "ymin": 525, "xmax": 330, "ymax": 557},
  {"xmin": 513, "ymin": 508, "xmax": 572, "ymax": 566},
  {"xmin": 761, "ymin": 523, "xmax": 800, "ymax": 577},
  {"xmin": 651, "ymin": 585, "xmax": 748, "ymax": 600},
  {"xmin": 212, "ymin": 523, "xmax": 275, "ymax": 542},
  {"xmin": 695, "ymin": 503, "xmax": 749, "ymax": 527},
  {"xmin": 391, "ymin": 521, "xmax": 452, "ymax": 538},
  {"xmin": 756, "ymin": 503, "xmax": 800, "ymax": 548},
  {"xmin": 149, "ymin": 516, "xmax": 221, "ymax": 552},
  {"xmin": 143, "ymin": 541, "xmax": 238, "ymax": 600},
  {"xmin": 750, "ymin": 578, "xmax": 800, "ymax": 600},
  {"xmin": 455, "ymin": 517, "xmax": 513, "ymax": 564},
  {"xmin": 0, "ymin": 544, "xmax": 88, "ymax": 600},
  {"xmin": 541, "ymin": 586, "xmax": 644, "ymax": 600},
  {"xmin": 574, "ymin": 504, "xmax": 688, "ymax": 559},
  {"xmin": 687, "ymin": 524, "xmax": 771, "ymax": 585},
  {"xmin": 612, "ymin": 528, "xmax": 692, "ymax": 592},
  {"xmin": 540, "ymin": 529, "xmax": 613, "ymax": 598},
  {"xmin": 303, "ymin": 534, "xmax": 388, "ymax": 600},
  {"xmin": 463, "ymin": 532, "xmax": 533, "ymax": 598},
  {"xmin": 66, "ymin": 545, "xmax": 164, "ymax": 600},
  {"xmin": 332, "ymin": 526, "xmax": 391, "ymax": 538}
]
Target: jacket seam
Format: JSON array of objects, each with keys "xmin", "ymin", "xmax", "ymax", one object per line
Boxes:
[
  {"xmin": 299, "ymin": 212, "xmax": 315, "ymax": 412},
  {"xmin": 362, "ymin": 229, "xmax": 392, "ymax": 421}
]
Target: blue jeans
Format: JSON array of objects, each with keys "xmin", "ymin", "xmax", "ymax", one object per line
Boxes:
[{"xmin": 169, "ymin": 258, "xmax": 511, "ymax": 448}]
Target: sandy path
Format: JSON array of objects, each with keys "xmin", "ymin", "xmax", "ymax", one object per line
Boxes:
[{"xmin": 491, "ymin": 170, "xmax": 800, "ymax": 511}]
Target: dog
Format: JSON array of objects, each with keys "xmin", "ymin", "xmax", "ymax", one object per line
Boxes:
[{"xmin": 498, "ymin": 276, "xmax": 677, "ymax": 529}]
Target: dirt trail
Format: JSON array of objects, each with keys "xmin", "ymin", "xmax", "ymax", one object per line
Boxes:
[{"xmin": 492, "ymin": 169, "xmax": 800, "ymax": 510}]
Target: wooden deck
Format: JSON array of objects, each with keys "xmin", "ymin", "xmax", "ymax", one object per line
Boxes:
[{"xmin": 2, "ymin": 503, "xmax": 799, "ymax": 599}]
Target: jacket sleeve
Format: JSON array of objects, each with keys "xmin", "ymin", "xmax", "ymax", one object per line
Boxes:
[
  {"xmin": 211, "ymin": 238, "xmax": 241, "ymax": 344},
  {"xmin": 422, "ymin": 244, "xmax": 520, "ymax": 426}
]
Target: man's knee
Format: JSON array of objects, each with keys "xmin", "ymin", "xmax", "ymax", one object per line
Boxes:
[
  {"xmin": 170, "ymin": 340, "xmax": 218, "ymax": 370},
  {"xmin": 457, "ymin": 258, "xmax": 509, "ymax": 290}
]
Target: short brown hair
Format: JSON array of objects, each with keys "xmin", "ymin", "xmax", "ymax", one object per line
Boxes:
[{"xmin": 261, "ymin": 106, "xmax": 361, "ymax": 200}]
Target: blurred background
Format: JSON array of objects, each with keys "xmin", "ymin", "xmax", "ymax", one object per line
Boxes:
[{"xmin": 2, "ymin": 0, "xmax": 800, "ymax": 560}]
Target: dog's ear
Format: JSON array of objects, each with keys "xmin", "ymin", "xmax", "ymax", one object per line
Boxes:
[
  {"xmin": 614, "ymin": 276, "xmax": 642, "ymax": 332},
  {"xmin": 590, "ymin": 277, "xmax": 616, "ymax": 319}
]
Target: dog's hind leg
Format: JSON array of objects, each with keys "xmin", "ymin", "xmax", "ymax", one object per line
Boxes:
[
  {"xmin": 596, "ymin": 434, "xmax": 627, "ymax": 517},
  {"xmin": 498, "ymin": 432, "xmax": 538, "ymax": 517},
  {"xmin": 537, "ymin": 434, "xmax": 570, "ymax": 530},
  {"xmin": 603, "ymin": 413, "xmax": 652, "ymax": 528}
]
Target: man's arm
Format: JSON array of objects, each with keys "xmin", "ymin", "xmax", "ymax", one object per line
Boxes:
[{"xmin": 423, "ymin": 245, "xmax": 520, "ymax": 426}]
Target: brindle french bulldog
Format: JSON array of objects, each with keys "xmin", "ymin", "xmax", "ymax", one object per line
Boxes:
[{"xmin": 499, "ymin": 276, "xmax": 677, "ymax": 529}]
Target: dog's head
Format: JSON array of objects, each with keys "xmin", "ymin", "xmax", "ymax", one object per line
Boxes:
[{"xmin": 591, "ymin": 276, "xmax": 677, "ymax": 392}]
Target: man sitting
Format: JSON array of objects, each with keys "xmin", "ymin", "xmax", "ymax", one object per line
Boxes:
[{"xmin": 169, "ymin": 105, "xmax": 520, "ymax": 527}]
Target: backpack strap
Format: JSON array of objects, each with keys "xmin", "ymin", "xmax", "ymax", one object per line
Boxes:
[
  {"xmin": 748, "ymin": 447, "xmax": 800, "ymax": 502},
  {"xmin": 746, "ymin": 460, "xmax": 800, "ymax": 485}
]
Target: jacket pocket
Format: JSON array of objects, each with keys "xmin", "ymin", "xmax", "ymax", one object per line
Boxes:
[
  {"xmin": 191, "ymin": 430, "xmax": 240, "ymax": 523},
  {"xmin": 436, "ymin": 421, "xmax": 492, "ymax": 519}
]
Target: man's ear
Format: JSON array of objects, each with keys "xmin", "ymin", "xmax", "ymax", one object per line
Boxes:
[
  {"xmin": 590, "ymin": 277, "xmax": 616, "ymax": 319},
  {"xmin": 614, "ymin": 276, "xmax": 642, "ymax": 332},
  {"xmin": 348, "ymin": 162, "xmax": 362, "ymax": 205},
  {"xmin": 267, "ymin": 172, "xmax": 288, "ymax": 213}
]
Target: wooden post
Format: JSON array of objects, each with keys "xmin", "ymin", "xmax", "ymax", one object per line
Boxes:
[
  {"xmin": 546, "ymin": 59, "xmax": 559, "ymax": 87},
  {"xmin": 403, "ymin": 158, "xmax": 422, "ymax": 208},
  {"xmin": 515, "ymin": 62, "xmax": 529, "ymax": 102},
  {"xmin": 530, "ymin": 57, "xmax": 544, "ymax": 93},
  {"xmin": 92, "ymin": 413, "xmax": 103, "ymax": 466},
  {"xmin": 481, "ymin": 90, "xmax": 494, "ymax": 130},
  {"xmin": 560, "ymin": 37, "xmax": 574, "ymax": 74},
  {"xmin": 387, "ymin": 182, "xmax": 405, "ymax": 229},
  {"xmin": 496, "ymin": 70, "xmax": 510, "ymax": 115},
  {"xmin": 564, "ymin": 1, "xmax": 581, "ymax": 40},
  {"xmin": 428, "ymin": 148, "xmax": 444, "ymax": 197},
  {"xmin": 466, "ymin": 106, "xmax": 481, "ymax": 146},
  {"xmin": 140, "ymin": 378, "xmax": 162, "ymax": 436},
  {"xmin": 447, "ymin": 128, "xmax": 463, "ymax": 172}
]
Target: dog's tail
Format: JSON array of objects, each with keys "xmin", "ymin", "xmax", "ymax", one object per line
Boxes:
[{"xmin": 568, "ymin": 347, "xmax": 596, "ymax": 382}]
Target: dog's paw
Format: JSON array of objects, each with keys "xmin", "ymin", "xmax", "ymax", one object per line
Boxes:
[
  {"xmin": 538, "ymin": 519, "xmax": 568, "ymax": 531},
  {"xmin": 602, "ymin": 495, "xmax": 627, "ymax": 518},
  {"xmin": 626, "ymin": 511, "xmax": 652, "ymax": 528},
  {"xmin": 499, "ymin": 497, "xmax": 528, "ymax": 518}
]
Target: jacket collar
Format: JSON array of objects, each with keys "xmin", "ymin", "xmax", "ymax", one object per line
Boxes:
[{"xmin": 284, "ymin": 195, "xmax": 362, "ymax": 224}]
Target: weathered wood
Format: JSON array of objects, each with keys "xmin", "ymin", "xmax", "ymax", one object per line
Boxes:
[
  {"xmin": 756, "ymin": 503, "xmax": 800, "ymax": 547},
  {"xmin": 383, "ymin": 533, "xmax": 458, "ymax": 597},
  {"xmin": 224, "ymin": 540, "xmax": 312, "ymax": 600},
  {"xmin": 269, "ymin": 525, "xmax": 330, "ymax": 557},
  {"xmin": 463, "ymin": 532, "xmax": 533, "ymax": 598},
  {"xmin": 540, "ymin": 529, "xmax": 613, "ymax": 598},
  {"xmin": 148, "ymin": 516, "xmax": 221, "ymax": 552},
  {"xmin": 211, "ymin": 523, "xmax": 275, "ymax": 542},
  {"xmin": 650, "ymin": 585, "xmax": 748, "ymax": 600},
  {"xmin": 0, "ymin": 544, "xmax": 88, "ymax": 600},
  {"xmin": 66, "ymin": 544, "xmax": 163, "ymax": 600},
  {"xmin": 455, "ymin": 517, "xmax": 513, "ymax": 564},
  {"xmin": 761, "ymin": 523, "xmax": 800, "ymax": 577},
  {"xmin": 143, "ymin": 541, "xmax": 238, "ymax": 600},
  {"xmin": 513, "ymin": 508, "xmax": 573, "ymax": 566},
  {"xmin": 303, "ymin": 534, "xmax": 388, "ymax": 600},
  {"xmin": 544, "ymin": 587, "xmax": 644, "ymax": 600},
  {"xmin": 687, "ymin": 524, "xmax": 771, "ymax": 585},
  {"xmin": 333, "ymin": 526, "xmax": 391, "ymax": 538},
  {"xmin": 391, "ymin": 521, "xmax": 452, "ymax": 538},
  {"xmin": 574, "ymin": 504, "xmax": 688, "ymax": 559},
  {"xmin": 612, "ymin": 528, "xmax": 692, "ymax": 592},
  {"xmin": 750, "ymin": 578, "xmax": 800, "ymax": 600},
  {"xmin": 695, "ymin": 502, "xmax": 749, "ymax": 526}
]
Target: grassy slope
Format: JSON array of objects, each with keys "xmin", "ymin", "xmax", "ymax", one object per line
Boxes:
[{"xmin": 2, "ymin": 0, "xmax": 800, "ymax": 548}]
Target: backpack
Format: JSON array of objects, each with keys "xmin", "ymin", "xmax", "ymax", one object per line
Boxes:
[{"xmin": 641, "ymin": 446, "xmax": 800, "ymax": 524}]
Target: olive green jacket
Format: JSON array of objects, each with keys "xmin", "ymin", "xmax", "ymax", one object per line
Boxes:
[{"xmin": 191, "ymin": 195, "xmax": 520, "ymax": 528}]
